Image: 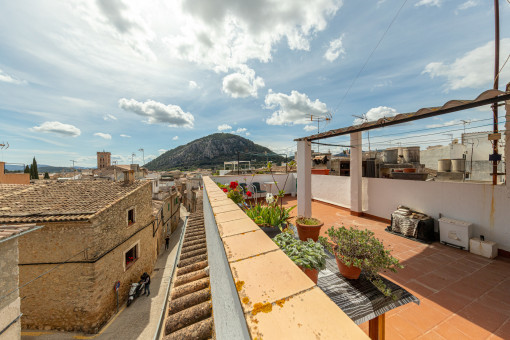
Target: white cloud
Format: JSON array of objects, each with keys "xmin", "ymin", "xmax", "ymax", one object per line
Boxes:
[
  {"xmin": 158, "ymin": 149, "xmax": 167, "ymax": 154},
  {"xmin": 94, "ymin": 132, "xmax": 112, "ymax": 139},
  {"xmin": 172, "ymin": 136, "xmax": 179, "ymax": 140},
  {"xmin": 245, "ymin": 132, "xmax": 251, "ymax": 136},
  {"xmin": 120, "ymin": 134, "xmax": 131, "ymax": 138},
  {"xmin": 304, "ymin": 125, "xmax": 317, "ymax": 132},
  {"xmin": 426, "ymin": 119, "xmax": 466, "ymax": 129},
  {"xmin": 353, "ymin": 106, "xmax": 398, "ymax": 124},
  {"xmin": 222, "ymin": 66, "xmax": 265, "ymax": 98},
  {"xmin": 188, "ymin": 80, "xmax": 199, "ymax": 89},
  {"xmin": 31, "ymin": 121, "xmax": 81, "ymax": 137},
  {"xmin": 265, "ymin": 90, "xmax": 329, "ymax": 125},
  {"xmin": 235, "ymin": 128, "xmax": 247, "ymax": 134},
  {"xmin": 457, "ymin": 1, "xmax": 477, "ymax": 11},
  {"xmin": 61, "ymin": 96, "xmax": 96, "ymax": 108},
  {"xmin": 103, "ymin": 113, "xmax": 117, "ymax": 121},
  {"xmin": 0, "ymin": 69, "xmax": 25, "ymax": 85},
  {"xmin": 118, "ymin": 98, "xmax": 194, "ymax": 128},
  {"xmin": 165, "ymin": 0, "xmax": 343, "ymax": 72},
  {"xmin": 218, "ymin": 124, "xmax": 232, "ymax": 131},
  {"xmin": 324, "ymin": 34, "xmax": 345, "ymax": 62},
  {"xmin": 422, "ymin": 38, "xmax": 510, "ymax": 91},
  {"xmin": 415, "ymin": 0, "xmax": 441, "ymax": 7}
]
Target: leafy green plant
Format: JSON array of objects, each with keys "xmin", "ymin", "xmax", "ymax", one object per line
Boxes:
[
  {"xmin": 274, "ymin": 232, "xmax": 326, "ymax": 270},
  {"xmin": 245, "ymin": 203, "xmax": 295, "ymax": 229},
  {"xmin": 296, "ymin": 216, "xmax": 321, "ymax": 226},
  {"xmin": 319, "ymin": 226, "xmax": 403, "ymax": 298}
]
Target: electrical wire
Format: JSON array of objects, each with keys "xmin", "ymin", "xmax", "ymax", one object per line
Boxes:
[
  {"xmin": 331, "ymin": 0, "xmax": 409, "ymax": 115},
  {"xmin": 0, "ymin": 247, "xmax": 90, "ymax": 303}
]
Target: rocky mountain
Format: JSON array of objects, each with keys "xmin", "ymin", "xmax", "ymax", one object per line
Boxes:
[{"xmin": 144, "ymin": 133, "xmax": 285, "ymax": 170}]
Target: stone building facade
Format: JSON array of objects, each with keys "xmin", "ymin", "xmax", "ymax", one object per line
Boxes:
[
  {"xmin": 0, "ymin": 224, "xmax": 41, "ymax": 340},
  {"xmin": 97, "ymin": 152, "xmax": 111, "ymax": 169},
  {"xmin": 0, "ymin": 180, "xmax": 161, "ymax": 333}
]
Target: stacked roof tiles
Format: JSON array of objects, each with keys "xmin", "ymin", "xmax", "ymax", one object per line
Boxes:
[{"xmin": 164, "ymin": 197, "xmax": 214, "ymax": 340}]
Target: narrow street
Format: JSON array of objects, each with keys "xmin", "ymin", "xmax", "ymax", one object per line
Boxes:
[{"xmin": 21, "ymin": 207, "xmax": 187, "ymax": 340}]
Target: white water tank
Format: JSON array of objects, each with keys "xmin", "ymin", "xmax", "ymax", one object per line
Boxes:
[
  {"xmin": 403, "ymin": 146, "xmax": 420, "ymax": 163},
  {"xmin": 451, "ymin": 159, "xmax": 466, "ymax": 172},
  {"xmin": 438, "ymin": 159, "xmax": 451, "ymax": 172},
  {"xmin": 439, "ymin": 217, "xmax": 473, "ymax": 250}
]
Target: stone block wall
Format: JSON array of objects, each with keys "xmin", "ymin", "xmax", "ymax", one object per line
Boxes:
[
  {"xmin": 89, "ymin": 182, "xmax": 153, "ymax": 259},
  {"xmin": 88, "ymin": 224, "xmax": 156, "ymax": 333},
  {"xmin": 18, "ymin": 221, "xmax": 94, "ymax": 264},
  {"xmin": 19, "ymin": 263, "xmax": 95, "ymax": 332},
  {"xmin": 0, "ymin": 238, "xmax": 21, "ymax": 339}
]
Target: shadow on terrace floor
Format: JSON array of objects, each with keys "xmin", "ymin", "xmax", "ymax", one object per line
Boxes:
[{"xmin": 279, "ymin": 196, "xmax": 510, "ymax": 340}]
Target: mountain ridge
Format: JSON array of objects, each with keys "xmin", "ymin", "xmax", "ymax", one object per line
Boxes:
[{"xmin": 144, "ymin": 133, "xmax": 284, "ymax": 170}]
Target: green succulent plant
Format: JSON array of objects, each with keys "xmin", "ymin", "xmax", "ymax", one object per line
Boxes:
[
  {"xmin": 319, "ymin": 226, "xmax": 403, "ymax": 298},
  {"xmin": 274, "ymin": 232, "xmax": 326, "ymax": 271}
]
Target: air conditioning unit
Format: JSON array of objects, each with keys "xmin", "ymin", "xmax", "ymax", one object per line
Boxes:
[{"xmin": 439, "ymin": 217, "xmax": 473, "ymax": 250}]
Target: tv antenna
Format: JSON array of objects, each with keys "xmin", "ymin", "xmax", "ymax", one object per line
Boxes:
[
  {"xmin": 0, "ymin": 142, "xmax": 9, "ymax": 150},
  {"xmin": 138, "ymin": 148, "xmax": 144, "ymax": 165},
  {"xmin": 306, "ymin": 113, "xmax": 332, "ymax": 152},
  {"xmin": 460, "ymin": 120, "xmax": 471, "ymax": 137},
  {"xmin": 353, "ymin": 114, "xmax": 371, "ymax": 156},
  {"xmin": 131, "ymin": 153, "xmax": 136, "ymax": 164},
  {"xmin": 70, "ymin": 160, "xmax": 77, "ymax": 168}
]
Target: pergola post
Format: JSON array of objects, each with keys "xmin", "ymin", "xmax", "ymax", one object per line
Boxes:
[
  {"xmin": 506, "ymin": 83, "xmax": 510, "ymax": 188},
  {"xmin": 297, "ymin": 139, "xmax": 312, "ymax": 217},
  {"xmin": 350, "ymin": 132, "xmax": 363, "ymax": 216}
]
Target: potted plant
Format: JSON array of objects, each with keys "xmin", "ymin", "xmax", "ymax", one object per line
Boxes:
[
  {"xmin": 245, "ymin": 202, "xmax": 295, "ymax": 238},
  {"xmin": 319, "ymin": 226, "xmax": 403, "ymax": 298},
  {"xmin": 273, "ymin": 232, "xmax": 326, "ymax": 284},
  {"xmin": 295, "ymin": 216, "xmax": 324, "ymax": 242}
]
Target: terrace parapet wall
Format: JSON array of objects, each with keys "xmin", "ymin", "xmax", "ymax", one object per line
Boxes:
[{"xmin": 202, "ymin": 176, "xmax": 368, "ymax": 339}]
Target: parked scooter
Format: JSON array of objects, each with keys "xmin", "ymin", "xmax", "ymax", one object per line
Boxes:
[{"xmin": 126, "ymin": 279, "xmax": 145, "ymax": 307}]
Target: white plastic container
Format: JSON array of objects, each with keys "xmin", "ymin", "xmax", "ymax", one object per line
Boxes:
[
  {"xmin": 469, "ymin": 238, "xmax": 498, "ymax": 259},
  {"xmin": 439, "ymin": 217, "xmax": 473, "ymax": 250}
]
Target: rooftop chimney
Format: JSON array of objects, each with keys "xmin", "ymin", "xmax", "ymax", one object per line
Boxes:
[{"xmin": 123, "ymin": 170, "xmax": 135, "ymax": 185}]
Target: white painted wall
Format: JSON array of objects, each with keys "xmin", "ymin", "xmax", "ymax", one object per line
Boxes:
[
  {"xmin": 308, "ymin": 174, "xmax": 510, "ymax": 252},
  {"xmin": 311, "ymin": 175, "xmax": 350, "ymax": 209},
  {"xmin": 363, "ymin": 178, "xmax": 510, "ymax": 251},
  {"xmin": 211, "ymin": 173, "xmax": 296, "ymax": 196}
]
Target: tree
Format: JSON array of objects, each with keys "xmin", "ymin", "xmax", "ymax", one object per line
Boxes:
[
  {"xmin": 30, "ymin": 157, "xmax": 39, "ymax": 180},
  {"xmin": 24, "ymin": 165, "xmax": 30, "ymax": 174},
  {"xmin": 44, "ymin": 172, "xmax": 50, "ymax": 179}
]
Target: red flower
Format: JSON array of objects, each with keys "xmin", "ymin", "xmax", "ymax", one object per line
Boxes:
[
  {"xmin": 246, "ymin": 191, "xmax": 252, "ymax": 197},
  {"xmin": 229, "ymin": 181, "xmax": 238, "ymax": 189},
  {"xmin": 222, "ymin": 188, "xmax": 228, "ymax": 192}
]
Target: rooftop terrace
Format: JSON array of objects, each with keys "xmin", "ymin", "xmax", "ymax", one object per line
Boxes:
[{"xmin": 281, "ymin": 196, "xmax": 510, "ymax": 339}]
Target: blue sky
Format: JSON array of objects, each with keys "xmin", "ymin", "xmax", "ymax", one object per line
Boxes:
[{"xmin": 0, "ymin": 0, "xmax": 509, "ymax": 167}]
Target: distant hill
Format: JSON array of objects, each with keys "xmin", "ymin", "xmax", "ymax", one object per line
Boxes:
[
  {"xmin": 145, "ymin": 133, "xmax": 285, "ymax": 171},
  {"xmin": 4, "ymin": 164, "xmax": 88, "ymax": 173}
]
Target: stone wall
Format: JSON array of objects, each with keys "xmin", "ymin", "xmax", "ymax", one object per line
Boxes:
[{"xmin": 0, "ymin": 238, "xmax": 21, "ymax": 339}]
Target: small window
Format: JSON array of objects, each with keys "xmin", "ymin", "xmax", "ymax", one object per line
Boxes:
[
  {"xmin": 161, "ymin": 209, "xmax": 164, "ymax": 220},
  {"xmin": 167, "ymin": 203, "xmax": 170, "ymax": 211},
  {"xmin": 125, "ymin": 244, "xmax": 138, "ymax": 268},
  {"xmin": 128, "ymin": 209, "xmax": 135, "ymax": 225}
]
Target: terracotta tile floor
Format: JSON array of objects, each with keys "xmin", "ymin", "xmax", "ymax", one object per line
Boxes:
[{"xmin": 280, "ymin": 197, "xmax": 510, "ymax": 340}]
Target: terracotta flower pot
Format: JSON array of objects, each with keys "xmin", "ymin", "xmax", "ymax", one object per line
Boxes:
[
  {"xmin": 403, "ymin": 168, "xmax": 416, "ymax": 173},
  {"xmin": 296, "ymin": 219, "xmax": 324, "ymax": 242},
  {"xmin": 335, "ymin": 256, "xmax": 361, "ymax": 280},
  {"xmin": 299, "ymin": 266, "xmax": 319, "ymax": 284}
]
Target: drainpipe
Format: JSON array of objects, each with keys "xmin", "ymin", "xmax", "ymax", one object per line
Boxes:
[{"xmin": 492, "ymin": 0, "xmax": 500, "ymax": 185}]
